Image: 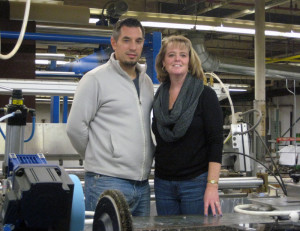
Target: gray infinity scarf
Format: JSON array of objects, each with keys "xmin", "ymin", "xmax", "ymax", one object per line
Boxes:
[{"xmin": 153, "ymin": 73, "xmax": 204, "ymax": 142}]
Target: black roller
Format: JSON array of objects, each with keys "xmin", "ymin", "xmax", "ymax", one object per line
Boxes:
[{"xmin": 93, "ymin": 190, "xmax": 133, "ymax": 231}]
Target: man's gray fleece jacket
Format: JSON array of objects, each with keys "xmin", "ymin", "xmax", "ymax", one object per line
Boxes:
[{"xmin": 66, "ymin": 53, "xmax": 154, "ymax": 181}]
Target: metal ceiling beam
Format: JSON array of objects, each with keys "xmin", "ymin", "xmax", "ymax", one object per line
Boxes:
[
  {"xmin": 196, "ymin": 0, "xmax": 236, "ymax": 16},
  {"xmin": 36, "ymin": 23, "xmax": 113, "ymax": 37},
  {"xmin": 226, "ymin": 0, "xmax": 291, "ymax": 19}
]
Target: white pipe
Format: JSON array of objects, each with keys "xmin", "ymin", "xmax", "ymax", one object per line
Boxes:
[
  {"xmin": 85, "ymin": 211, "xmax": 95, "ymax": 216},
  {"xmin": 0, "ymin": 112, "xmax": 15, "ymax": 122},
  {"xmin": 205, "ymin": 72, "xmax": 236, "ymax": 144},
  {"xmin": 84, "ymin": 211, "xmax": 95, "ymax": 225},
  {"xmin": 0, "ymin": 0, "xmax": 31, "ymax": 60},
  {"xmin": 234, "ymin": 204, "xmax": 300, "ymax": 218},
  {"xmin": 84, "ymin": 219, "xmax": 94, "ymax": 225},
  {"xmin": 206, "ymin": 72, "xmax": 236, "ymax": 124}
]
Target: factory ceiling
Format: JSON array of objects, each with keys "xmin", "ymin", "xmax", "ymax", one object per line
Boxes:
[
  {"xmin": 60, "ymin": 0, "xmax": 300, "ymax": 58},
  {"xmin": 62, "ymin": 0, "xmax": 300, "ymax": 56},
  {"xmin": 5, "ymin": 0, "xmax": 300, "ymax": 100}
]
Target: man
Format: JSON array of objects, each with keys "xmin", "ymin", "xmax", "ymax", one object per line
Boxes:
[{"xmin": 66, "ymin": 18, "xmax": 154, "ymax": 216}]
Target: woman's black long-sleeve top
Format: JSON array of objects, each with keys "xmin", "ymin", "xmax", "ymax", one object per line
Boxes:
[{"xmin": 152, "ymin": 85, "xmax": 224, "ymax": 181}]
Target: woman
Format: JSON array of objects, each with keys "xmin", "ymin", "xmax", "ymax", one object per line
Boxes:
[{"xmin": 152, "ymin": 35, "xmax": 223, "ymax": 216}]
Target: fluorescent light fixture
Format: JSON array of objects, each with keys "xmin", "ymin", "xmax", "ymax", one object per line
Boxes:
[
  {"xmin": 35, "ymin": 60, "xmax": 70, "ymax": 65},
  {"xmin": 229, "ymin": 88, "xmax": 247, "ymax": 92},
  {"xmin": 215, "ymin": 26, "xmax": 254, "ymax": 35},
  {"xmin": 265, "ymin": 30, "xmax": 300, "ymax": 38},
  {"xmin": 196, "ymin": 25, "xmax": 215, "ymax": 30},
  {"xmin": 282, "ymin": 30, "xmax": 300, "ymax": 38},
  {"xmin": 36, "ymin": 71, "xmax": 77, "ymax": 76},
  {"xmin": 142, "ymin": 21, "xmax": 195, "ymax": 30},
  {"xmin": 140, "ymin": 21, "xmax": 300, "ymax": 38},
  {"xmin": 89, "ymin": 18, "xmax": 99, "ymax": 24},
  {"xmin": 228, "ymin": 84, "xmax": 250, "ymax": 88},
  {"xmin": 36, "ymin": 60, "xmax": 50, "ymax": 65},
  {"xmin": 265, "ymin": 30, "xmax": 282, "ymax": 37},
  {"xmin": 36, "ymin": 53, "xmax": 65, "ymax": 58}
]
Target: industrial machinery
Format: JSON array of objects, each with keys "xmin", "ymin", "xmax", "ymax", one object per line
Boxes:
[
  {"xmin": 277, "ymin": 143, "xmax": 300, "ymax": 183},
  {"xmin": 2, "ymin": 154, "xmax": 75, "ymax": 230},
  {"xmin": 0, "ymin": 81, "xmax": 298, "ymax": 231},
  {"xmin": 0, "ymin": 89, "xmax": 85, "ymax": 231},
  {"xmin": 86, "ymin": 190, "xmax": 300, "ymax": 231},
  {"xmin": 92, "ymin": 190, "xmax": 132, "ymax": 231}
]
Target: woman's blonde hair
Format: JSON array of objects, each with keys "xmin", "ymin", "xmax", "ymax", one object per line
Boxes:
[{"xmin": 155, "ymin": 35, "xmax": 205, "ymax": 83}]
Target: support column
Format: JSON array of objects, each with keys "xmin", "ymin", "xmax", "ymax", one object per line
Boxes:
[
  {"xmin": 145, "ymin": 31, "xmax": 161, "ymax": 84},
  {"xmin": 62, "ymin": 96, "xmax": 68, "ymax": 123},
  {"xmin": 254, "ymin": 0, "xmax": 266, "ymax": 169}
]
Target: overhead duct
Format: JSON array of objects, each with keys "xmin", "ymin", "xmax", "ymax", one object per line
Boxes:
[
  {"xmin": 9, "ymin": 2, "xmax": 90, "ymax": 25},
  {"xmin": 187, "ymin": 32, "xmax": 300, "ymax": 80}
]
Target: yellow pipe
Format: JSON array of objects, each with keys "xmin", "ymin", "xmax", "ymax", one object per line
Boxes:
[{"xmin": 266, "ymin": 54, "xmax": 300, "ymax": 64}]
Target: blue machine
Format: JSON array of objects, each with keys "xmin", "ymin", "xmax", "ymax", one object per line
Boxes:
[
  {"xmin": 0, "ymin": 90, "xmax": 85, "ymax": 231},
  {"xmin": 2, "ymin": 154, "xmax": 74, "ymax": 230}
]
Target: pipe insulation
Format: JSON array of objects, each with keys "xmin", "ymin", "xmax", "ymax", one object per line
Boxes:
[
  {"xmin": 9, "ymin": 2, "xmax": 90, "ymax": 25},
  {"xmin": 188, "ymin": 32, "xmax": 300, "ymax": 80}
]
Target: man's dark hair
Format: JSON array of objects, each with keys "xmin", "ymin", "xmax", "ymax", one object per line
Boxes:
[{"xmin": 112, "ymin": 18, "xmax": 145, "ymax": 40}]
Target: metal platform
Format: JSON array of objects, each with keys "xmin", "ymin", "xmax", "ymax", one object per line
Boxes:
[
  {"xmin": 249, "ymin": 196, "xmax": 300, "ymax": 211},
  {"xmin": 83, "ymin": 213, "xmax": 300, "ymax": 231}
]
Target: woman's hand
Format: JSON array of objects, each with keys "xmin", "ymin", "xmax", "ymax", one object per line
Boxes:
[{"xmin": 204, "ymin": 183, "xmax": 222, "ymax": 216}]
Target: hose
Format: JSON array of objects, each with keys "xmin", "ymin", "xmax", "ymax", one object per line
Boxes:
[
  {"xmin": 223, "ymin": 151, "xmax": 287, "ymax": 196},
  {"xmin": 0, "ymin": 112, "xmax": 15, "ymax": 122},
  {"xmin": 234, "ymin": 204, "xmax": 300, "ymax": 217},
  {"xmin": 24, "ymin": 116, "xmax": 35, "ymax": 142},
  {"xmin": 280, "ymin": 116, "xmax": 300, "ymax": 138},
  {"xmin": 0, "ymin": 0, "xmax": 31, "ymax": 60},
  {"xmin": 233, "ymin": 109, "xmax": 262, "ymax": 135},
  {"xmin": 0, "ymin": 112, "xmax": 16, "ymax": 140},
  {"xmin": 0, "ymin": 113, "xmax": 36, "ymax": 143},
  {"xmin": 223, "ymin": 132, "xmax": 232, "ymax": 144},
  {"xmin": 205, "ymin": 72, "xmax": 236, "ymax": 123},
  {"xmin": 0, "ymin": 126, "xmax": 5, "ymax": 139},
  {"xmin": 205, "ymin": 72, "xmax": 236, "ymax": 145},
  {"xmin": 250, "ymin": 125, "xmax": 288, "ymax": 197}
]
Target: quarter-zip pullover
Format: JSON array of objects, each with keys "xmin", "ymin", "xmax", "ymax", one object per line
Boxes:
[{"xmin": 67, "ymin": 53, "xmax": 155, "ymax": 181}]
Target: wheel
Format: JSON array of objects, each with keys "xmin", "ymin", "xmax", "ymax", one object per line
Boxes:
[
  {"xmin": 93, "ymin": 190, "xmax": 133, "ymax": 231},
  {"xmin": 69, "ymin": 174, "xmax": 85, "ymax": 231}
]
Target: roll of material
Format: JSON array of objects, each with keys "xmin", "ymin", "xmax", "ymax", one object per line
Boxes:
[
  {"xmin": 218, "ymin": 177, "xmax": 264, "ymax": 189},
  {"xmin": 10, "ymin": 2, "xmax": 90, "ymax": 25},
  {"xmin": 149, "ymin": 177, "xmax": 264, "ymax": 190}
]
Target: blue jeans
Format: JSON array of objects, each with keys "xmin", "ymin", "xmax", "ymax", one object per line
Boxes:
[
  {"xmin": 84, "ymin": 172, "xmax": 150, "ymax": 216},
  {"xmin": 154, "ymin": 172, "xmax": 208, "ymax": 215}
]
